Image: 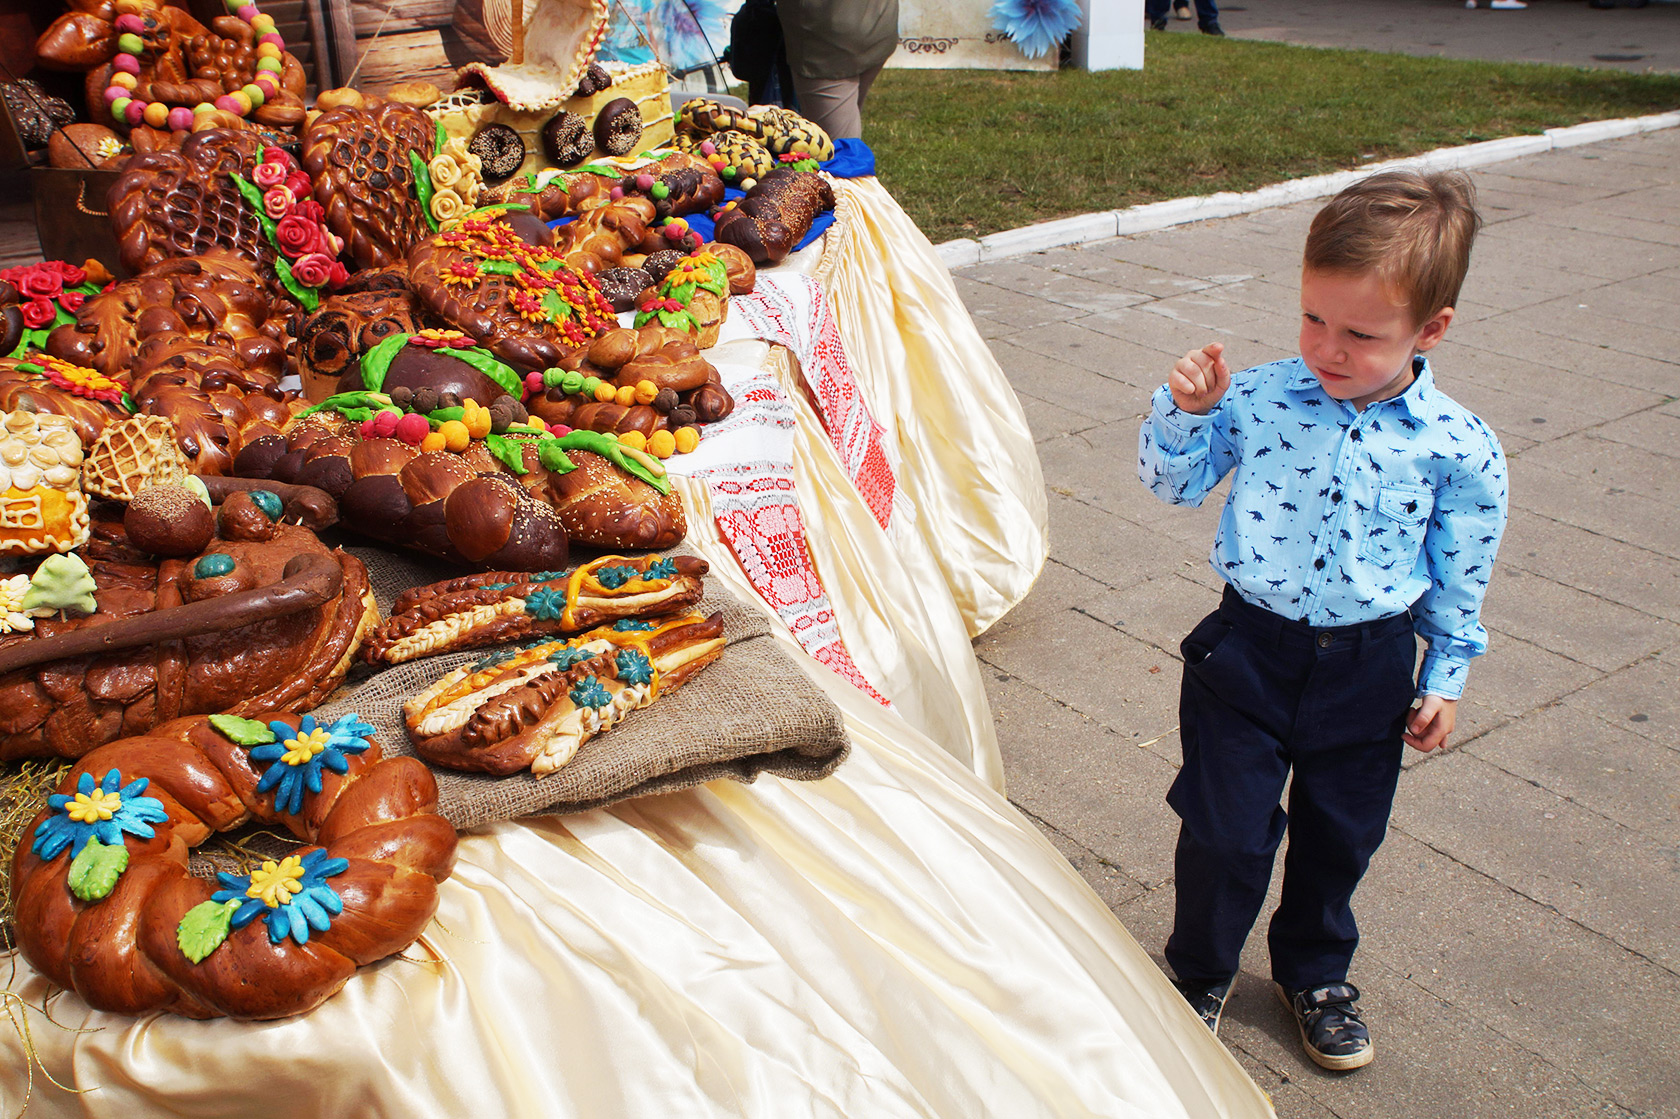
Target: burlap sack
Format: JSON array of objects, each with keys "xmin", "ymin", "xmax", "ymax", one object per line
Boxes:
[{"xmin": 312, "ymin": 546, "xmax": 849, "ymax": 831}]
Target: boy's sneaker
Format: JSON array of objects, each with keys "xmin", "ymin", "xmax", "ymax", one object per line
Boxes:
[
  {"xmin": 1150, "ymin": 15, "xmax": 1170, "ymax": 30},
  {"xmin": 1276, "ymin": 982, "xmax": 1373, "ymax": 1070},
  {"xmin": 1172, "ymin": 977, "xmax": 1233, "ymax": 1035},
  {"xmin": 1200, "ymin": 21, "xmax": 1225, "ymax": 35},
  {"xmin": 1173, "ymin": 2, "xmax": 1194, "ymax": 18}
]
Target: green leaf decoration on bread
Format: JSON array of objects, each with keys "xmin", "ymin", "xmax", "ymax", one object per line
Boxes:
[
  {"xmin": 67, "ymin": 836, "xmax": 129, "ymax": 901},
  {"xmin": 177, "ymin": 899, "xmax": 240, "ymax": 964},
  {"xmin": 411, "ymin": 150, "xmax": 439, "ymax": 233},
  {"xmin": 209, "ymin": 713, "xmax": 278, "ymax": 747},
  {"xmin": 21, "ymin": 553, "xmax": 97, "ymax": 616}
]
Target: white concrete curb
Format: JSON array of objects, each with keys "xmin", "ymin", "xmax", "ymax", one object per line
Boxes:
[{"xmin": 936, "ymin": 110, "xmax": 1680, "ymax": 269}]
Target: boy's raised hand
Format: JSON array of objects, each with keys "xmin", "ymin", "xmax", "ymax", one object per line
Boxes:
[{"xmin": 1169, "ymin": 343, "xmax": 1232, "ymax": 415}]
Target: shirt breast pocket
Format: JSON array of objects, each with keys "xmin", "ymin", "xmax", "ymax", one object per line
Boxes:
[{"xmin": 1360, "ymin": 483, "xmax": 1433, "ymax": 570}]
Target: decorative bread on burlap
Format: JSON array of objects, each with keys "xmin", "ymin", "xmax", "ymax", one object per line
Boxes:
[
  {"xmin": 108, "ymin": 128, "xmax": 275, "ymax": 278},
  {"xmin": 302, "ymin": 101, "xmax": 437, "ymax": 272}
]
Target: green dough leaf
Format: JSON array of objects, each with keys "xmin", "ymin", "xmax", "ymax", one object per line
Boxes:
[
  {"xmin": 555, "ymin": 431, "xmax": 670, "ymax": 494},
  {"xmin": 443, "ymin": 346, "xmax": 522, "ymax": 398},
  {"xmin": 537, "ymin": 439, "xmax": 576, "ymax": 476},
  {"xmin": 67, "ymin": 836, "xmax": 129, "ymax": 901},
  {"xmin": 477, "ymin": 259, "xmax": 520, "ymax": 276},
  {"xmin": 21, "ymin": 553, "xmax": 97, "ymax": 615},
  {"xmin": 178, "ymin": 899, "xmax": 239, "ymax": 964},
  {"xmin": 209, "ymin": 713, "xmax": 277, "ymax": 746},
  {"xmin": 183, "ymin": 475, "xmax": 212, "ymax": 509},
  {"xmin": 411, "ymin": 150, "xmax": 439, "ymax": 232},
  {"xmin": 355, "ymin": 334, "xmax": 410, "ymax": 395},
  {"xmin": 483, "ymin": 432, "xmax": 530, "ymax": 475},
  {"xmin": 273, "ymin": 256, "xmax": 320, "ymax": 314},
  {"xmin": 435, "ymin": 120, "xmax": 447, "ymax": 159}
]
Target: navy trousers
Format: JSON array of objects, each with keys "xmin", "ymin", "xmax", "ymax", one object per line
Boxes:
[{"xmin": 1164, "ymin": 585, "xmax": 1416, "ymax": 991}]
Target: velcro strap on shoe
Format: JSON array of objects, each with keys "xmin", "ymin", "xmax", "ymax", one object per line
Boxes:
[{"xmin": 1298, "ymin": 983, "xmax": 1359, "ymax": 1010}]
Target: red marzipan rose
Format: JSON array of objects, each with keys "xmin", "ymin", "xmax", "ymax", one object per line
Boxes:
[
  {"xmin": 275, "ymin": 213, "xmax": 326, "ymax": 258},
  {"xmin": 15, "ymin": 267, "xmax": 62, "ymax": 300},
  {"xmin": 20, "ymin": 298, "xmax": 55, "ymax": 329},
  {"xmin": 290, "ymin": 252, "xmax": 334, "ymax": 289},
  {"xmin": 58, "ymin": 290, "xmax": 85, "ymax": 312},
  {"xmin": 46, "ymin": 261, "xmax": 85, "ymax": 286}
]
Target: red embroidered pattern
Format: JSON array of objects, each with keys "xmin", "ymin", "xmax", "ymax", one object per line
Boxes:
[
  {"xmin": 732, "ymin": 277, "xmax": 897, "ymax": 529},
  {"xmin": 677, "ymin": 335, "xmax": 889, "ymax": 706}
]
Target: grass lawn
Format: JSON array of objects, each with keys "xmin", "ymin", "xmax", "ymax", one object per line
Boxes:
[{"xmin": 863, "ymin": 34, "xmax": 1680, "ymax": 244}]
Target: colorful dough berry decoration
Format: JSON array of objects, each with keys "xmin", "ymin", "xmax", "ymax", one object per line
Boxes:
[{"xmin": 9, "ymin": 713, "xmax": 456, "ymax": 1019}]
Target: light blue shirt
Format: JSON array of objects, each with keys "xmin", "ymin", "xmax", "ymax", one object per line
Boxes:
[{"xmin": 1138, "ymin": 355, "xmax": 1507, "ymax": 699}]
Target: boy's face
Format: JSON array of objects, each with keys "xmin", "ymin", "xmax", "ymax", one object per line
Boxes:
[{"xmin": 1299, "ymin": 267, "xmax": 1454, "ymax": 410}]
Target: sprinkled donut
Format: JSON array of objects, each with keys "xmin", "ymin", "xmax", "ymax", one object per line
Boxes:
[
  {"xmin": 468, "ymin": 123, "xmax": 526, "ymax": 182},
  {"xmin": 592, "ymin": 267, "xmax": 654, "ymax": 313},
  {"xmin": 592, "ymin": 97, "xmax": 644, "ymax": 158},
  {"xmin": 541, "ymin": 110, "xmax": 592, "ymax": 168}
]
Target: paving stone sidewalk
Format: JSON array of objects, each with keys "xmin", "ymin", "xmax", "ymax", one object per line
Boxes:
[{"xmin": 960, "ymin": 128, "xmax": 1680, "ymax": 1118}]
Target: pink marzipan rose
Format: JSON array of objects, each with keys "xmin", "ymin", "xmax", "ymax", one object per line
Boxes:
[
  {"xmin": 285, "ymin": 171, "xmax": 312, "ymax": 200},
  {"xmin": 263, "ymin": 185, "xmax": 293, "ymax": 220},
  {"xmin": 290, "ymin": 252, "xmax": 334, "ymax": 289},
  {"xmin": 251, "ymin": 160, "xmax": 288, "ymax": 189}
]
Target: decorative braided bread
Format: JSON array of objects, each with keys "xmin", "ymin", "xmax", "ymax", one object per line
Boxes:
[
  {"xmin": 365, "ymin": 553, "xmax": 709, "ymax": 665},
  {"xmin": 404, "ymin": 609, "xmax": 726, "ymax": 776},
  {"xmin": 711, "ymin": 168, "xmax": 836, "ymax": 264},
  {"xmin": 303, "ymin": 101, "xmax": 436, "ymax": 272},
  {"xmin": 10, "ymin": 711, "xmax": 456, "ymax": 1019},
  {"xmin": 108, "ymin": 128, "xmax": 276, "ymax": 279}
]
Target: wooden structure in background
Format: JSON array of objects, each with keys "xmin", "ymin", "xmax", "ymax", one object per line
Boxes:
[{"xmin": 312, "ymin": 1, "xmax": 508, "ymax": 96}]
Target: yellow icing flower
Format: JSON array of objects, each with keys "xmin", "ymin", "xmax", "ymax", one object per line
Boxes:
[
  {"xmin": 66, "ymin": 788, "xmax": 123, "ymax": 824},
  {"xmin": 280, "ymin": 726, "xmax": 332, "ymax": 766},
  {"xmin": 246, "ymin": 856, "xmax": 306, "ymax": 908},
  {"xmin": 0, "ymin": 573, "xmax": 36, "ymax": 634}
]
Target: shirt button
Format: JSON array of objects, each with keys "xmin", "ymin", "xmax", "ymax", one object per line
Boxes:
[
  {"xmin": 1332, "ymin": 491, "xmax": 1343, "ymax": 503},
  {"xmin": 1314, "ymin": 557, "xmax": 1326, "ymax": 570},
  {"xmin": 1317, "ymin": 632, "xmax": 1334, "ymax": 649}
]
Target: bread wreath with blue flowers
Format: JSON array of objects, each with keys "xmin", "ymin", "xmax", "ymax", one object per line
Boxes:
[{"xmin": 9, "ymin": 711, "xmax": 456, "ymax": 1020}]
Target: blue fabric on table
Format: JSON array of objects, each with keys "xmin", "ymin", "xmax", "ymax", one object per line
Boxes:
[{"xmin": 821, "ymin": 138, "xmax": 875, "ymax": 179}]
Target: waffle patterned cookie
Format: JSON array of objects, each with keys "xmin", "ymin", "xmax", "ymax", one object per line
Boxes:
[
  {"xmin": 83, "ymin": 414, "xmax": 193, "ymax": 502},
  {"xmin": 405, "ymin": 214, "xmax": 618, "ymax": 372},
  {"xmin": 302, "ymin": 102, "xmax": 437, "ymax": 272},
  {"xmin": 108, "ymin": 128, "xmax": 274, "ymax": 278}
]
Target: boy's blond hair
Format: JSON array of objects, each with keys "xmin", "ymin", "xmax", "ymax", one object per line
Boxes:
[{"xmin": 1304, "ymin": 170, "xmax": 1482, "ymax": 327}]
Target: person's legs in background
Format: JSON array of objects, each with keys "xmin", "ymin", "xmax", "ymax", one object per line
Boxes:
[{"xmin": 789, "ymin": 61, "xmax": 884, "ymax": 140}]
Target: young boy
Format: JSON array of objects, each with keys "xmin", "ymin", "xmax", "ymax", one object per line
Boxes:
[{"xmin": 1136, "ymin": 170, "xmax": 1508, "ymax": 1070}]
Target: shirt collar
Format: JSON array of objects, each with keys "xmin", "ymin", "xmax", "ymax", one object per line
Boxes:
[{"xmin": 1284, "ymin": 354, "xmax": 1438, "ymax": 420}]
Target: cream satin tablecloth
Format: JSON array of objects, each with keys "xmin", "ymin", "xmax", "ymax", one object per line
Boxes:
[{"xmin": 0, "ymin": 181, "xmax": 1274, "ymax": 1118}]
